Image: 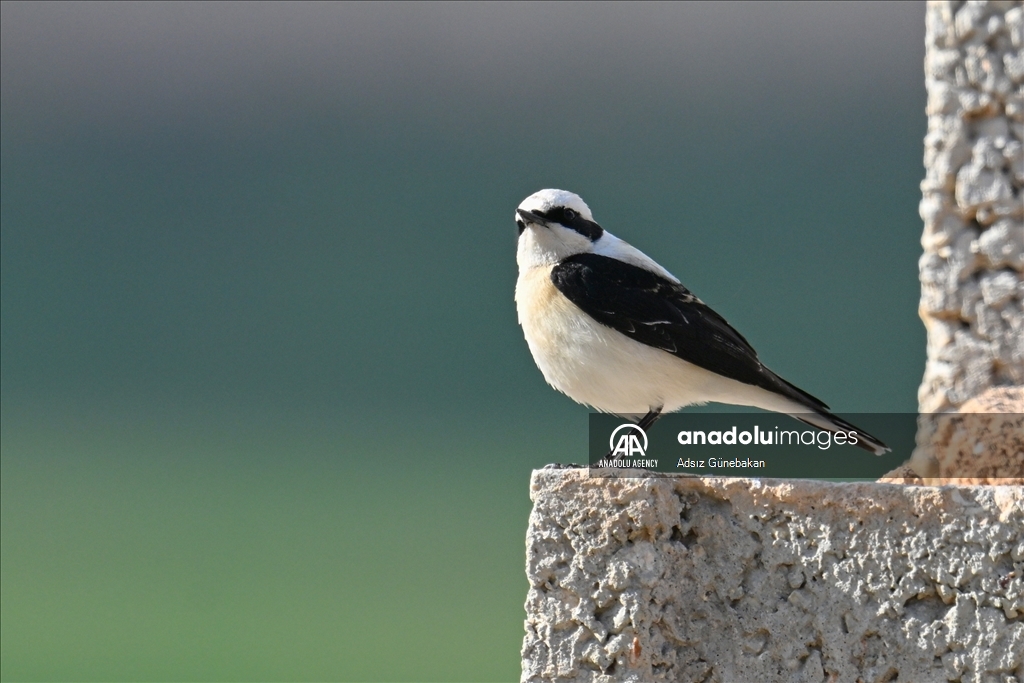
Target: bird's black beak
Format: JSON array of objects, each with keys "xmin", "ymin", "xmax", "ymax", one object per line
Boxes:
[{"xmin": 516, "ymin": 208, "xmax": 548, "ymax": 227}]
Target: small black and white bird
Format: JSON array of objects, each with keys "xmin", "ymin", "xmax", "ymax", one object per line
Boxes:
[{"xmin": 514, "ymin": 188, "xmax": 889, "ymax": 455}]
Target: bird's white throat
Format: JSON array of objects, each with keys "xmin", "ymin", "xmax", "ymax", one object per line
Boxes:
[{"xmin": 516, "ymin": 224, "xmax": 592, "ymax": 270}]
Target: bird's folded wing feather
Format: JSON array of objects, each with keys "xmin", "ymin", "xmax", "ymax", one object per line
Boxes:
[{"xmin": 549, "ymin": 253, "xmax": 828, "ymax": 411}]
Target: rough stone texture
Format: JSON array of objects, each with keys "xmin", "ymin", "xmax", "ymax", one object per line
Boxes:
[
  {"xmin": 522, "ymin": 470, "xmax": 1024, "ymax": 683},
  {"xmin": 918, "ymin": 1, "xmax": 1024, "ymax": 413},
  {"xmin": 908, "ymin": 385, "xmax": 1024, "ymax": 484},
  {"xmin": 877, "ymin": 463, "xmax": 926, "ymax": 485}
]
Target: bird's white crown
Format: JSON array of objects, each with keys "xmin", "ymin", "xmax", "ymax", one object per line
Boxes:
[{"xmin": 515, "ymin": 189, "xmax": 594, "ymax": 222}]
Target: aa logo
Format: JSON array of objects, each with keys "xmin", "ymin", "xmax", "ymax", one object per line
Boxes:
[{"xmin": 609, "ymin": 424, "xmax": 648, "ymax": 457}]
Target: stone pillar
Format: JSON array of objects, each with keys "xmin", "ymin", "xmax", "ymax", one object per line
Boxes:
[{"xmin": 918, "ymin": 0, "xmax": 1024, "ymax": 414}]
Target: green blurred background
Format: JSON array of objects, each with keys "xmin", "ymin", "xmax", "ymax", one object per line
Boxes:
[{"xmin": 2, "ymin": 2, "xmax": 926, "ymax": 680}]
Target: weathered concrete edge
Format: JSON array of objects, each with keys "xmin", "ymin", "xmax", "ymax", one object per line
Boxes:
[{"xmin": 522, "ymin": 469, "xmax": 1023, "ymax": 683}]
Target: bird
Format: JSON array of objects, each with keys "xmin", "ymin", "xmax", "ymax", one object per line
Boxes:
[{"xmin": 513, "ymin": 188, "xmax": 889, "ymax": 455}]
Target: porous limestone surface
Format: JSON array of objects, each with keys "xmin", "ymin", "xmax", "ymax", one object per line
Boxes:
[
  {"xmin": 522, "ymin": 470, "xmax": 1023, "ymax": 683},
  {"xmin": 918, "ymin": 1, "xmax": 1024, "ymax": 413},
  {"xmin": 909, "ymin": 385, "xmax": 1024, "ymax": 484}
]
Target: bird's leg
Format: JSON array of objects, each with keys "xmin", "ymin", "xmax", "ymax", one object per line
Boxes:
[
  {"xmin": 600, "ymin": 406, "xmax": 664, "ymax": 462},
  {"xmin": 635, "ymin": 406, "xmax": 663, "ymax": 432}
]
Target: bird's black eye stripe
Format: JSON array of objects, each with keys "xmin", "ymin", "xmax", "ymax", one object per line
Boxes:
[{"xmin": 537, "ymin": 206, "xmax": 604, "ymax": 242}]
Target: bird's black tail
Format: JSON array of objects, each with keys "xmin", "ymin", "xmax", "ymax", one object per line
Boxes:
[{"xmin": 791, "ymin": 411, "xmax": 890, "ymax": 455}]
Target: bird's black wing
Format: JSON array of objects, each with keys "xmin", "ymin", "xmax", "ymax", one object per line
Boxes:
[{"xmin": 550, "ymin": 253, "xmax": 829, "ymax": 411}]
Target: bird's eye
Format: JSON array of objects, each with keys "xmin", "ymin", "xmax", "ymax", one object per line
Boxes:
[{"xmin": 564, "ymin": 208, "xmax": 577, "ymax": 221}]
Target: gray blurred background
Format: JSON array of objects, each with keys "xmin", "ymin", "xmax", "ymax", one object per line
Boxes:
[{"xmin": 1, "ymin": 2, "xmax": 925, "ymax": 680}]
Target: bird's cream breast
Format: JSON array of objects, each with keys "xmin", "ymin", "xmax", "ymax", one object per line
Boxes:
[{"xmin": 515, "ymin": 266, "xmax": 580, "ymax": 349}]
